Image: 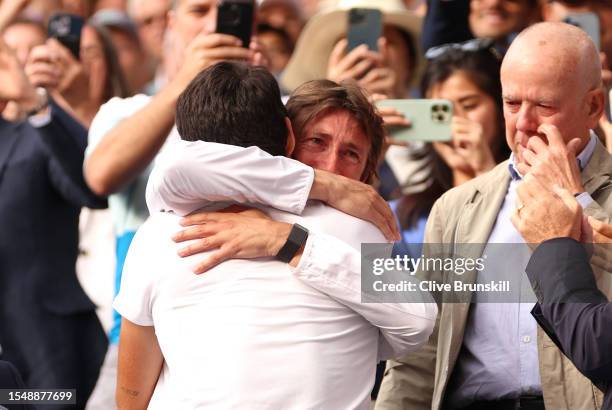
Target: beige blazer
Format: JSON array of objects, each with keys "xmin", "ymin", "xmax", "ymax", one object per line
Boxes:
[{"xmin": 375, "ymin": 140, "xmax": 612, "ymax": 410}]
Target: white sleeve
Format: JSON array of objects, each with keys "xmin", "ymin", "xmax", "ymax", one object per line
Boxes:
[
  {"xmin": 291, "ymin": 231, "xmax": 438, "ymax": 361},
  {"xmin": 112, "ymin": 219, "xmax": 160, "ymax": 326},
  {"xmin": 145, "ymin": 140, "xmax": 315, "ymax": 216}
]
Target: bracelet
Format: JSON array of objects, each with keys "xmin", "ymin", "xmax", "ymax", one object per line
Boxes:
[{"xmin": 276, "ymin": 223, "xmax": 309, "ymax": 263}]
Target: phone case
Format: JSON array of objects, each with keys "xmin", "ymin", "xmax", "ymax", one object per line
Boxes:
[
  {"xmin": 48, "ymin": 13, "xmax": 83, "ymax": 59},
  {"xmin": 216, "ymin": 0, "xmax": 255, "ymax": 48},
  {"xmin": 376, "ymin": 99, "xmax": 453, "ymax": 142},
  {"xmin": 347, "ymin": 8, "xmax": 382, "ymax": 52},
  {"xmin": 564, "ymin": 13, "xmax": 600, "ymax": 51}
]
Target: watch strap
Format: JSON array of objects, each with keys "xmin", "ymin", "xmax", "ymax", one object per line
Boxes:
[{"xmin": 276, "ymin": 223, "xmax": 309, "ymax": 263}]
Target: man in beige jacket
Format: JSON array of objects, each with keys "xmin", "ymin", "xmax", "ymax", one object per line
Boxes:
[{"xmin": 376, "ymin": 22, "xmax": 612, "ymax": 410}]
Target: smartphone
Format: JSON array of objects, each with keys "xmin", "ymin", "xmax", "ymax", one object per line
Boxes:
[
  {"xmin": 216, "ymin": 0, "xmax": 255, "ymax": 48},
  {"xmin": 376, "ymin": 99, "xmax": 453, "ymax": 142},
  {"xmin": 347, "ymin": 8, "xmax": 382, "ymax": 52},
  {"xmin": 48, "ymin": 13, "xmax": 83, "ymax": 59},
  {"xmin": 564, "ymin": 12, "xmax": 600, "ymax": 51}
]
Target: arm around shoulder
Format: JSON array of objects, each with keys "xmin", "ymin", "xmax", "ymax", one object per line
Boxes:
[{"xmin": 145, "ymin": 140, "xmax": 314, "ymax": 216}]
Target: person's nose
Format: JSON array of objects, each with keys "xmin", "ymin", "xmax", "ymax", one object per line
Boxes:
[
  {"xmin": 319, "ymin": 152, "xmax": 343, "ymax": 175},
  {"xmin": 454, "ymin": 105, "xmax": 466, "ymax": 119},
  {"xmin": 515, "ymin": 104, "xmax": 539, "ymax": 135},
  {"xmin": 204, "ymin": 8, "xmax": 218, "ymax": 34}
]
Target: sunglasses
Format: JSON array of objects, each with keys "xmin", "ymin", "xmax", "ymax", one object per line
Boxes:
[{"xmin": 424, "ymin": 38, "xmax": 503, "ymax": 61}]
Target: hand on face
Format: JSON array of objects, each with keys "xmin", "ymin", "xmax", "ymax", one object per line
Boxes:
[
  {"xmin": 515, "ymin": 123, "xmax": 584, "ymax": 195},
  {"xmin": 0, "ymin": 37, "xmax": 37, "ymax": 106},
  {"xmin": 512, "ymin": 179, "xmax": 582, "ymax": 244},
  {"xmin": 434, "ymin": 115, "xmax": 497, "ymax": 178},
  {"xmin": 172, "ymin": 205, "xmax": 293, "ymax": 274}
]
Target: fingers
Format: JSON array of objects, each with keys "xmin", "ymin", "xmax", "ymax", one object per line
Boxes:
[
  {"xmin": 521, "ymin": 148, "xmax": 537, "ymax": 167},
  {"xmin": 192, "ymin": 32, "xmax": 243, "ymax": 49},
  {"xmin": 526, "ymin": 135, "xmax": 548, "ymax": 155},
  {"xmin": 588, "ymin": 216, "xmax": 612, "ymax": 241},
  {"xmin": 180, "ymin": 212, "xmax": 214, "ymax": 227},
  {"xmin": 370, "ymin": 192, "xmax": 400, "ymax": 241},
  {"xmin": 516, "ymin": 176, "xmax": 536, "ymax": 205},
  {"xmin": 179, "ymin": 211, "xmax": 236, "ymax": 228},
  {"xmin": 358, "ymin": 67, "xmax": 394, "ymax": 95},
  {"xmin": 378, "ymin": 106, "xmax": 410, "ymax": 127},
  {"xmin": 172, "ymin": 223, "xmax": 223, "ymax": 243},
  {"xmin": 551, "ymin": 184, "xmax": 580, "ymax": 213},
  {"xmin": 536, "ymin": 123, "xmax": 565, "ymax": 149},
  {"xmin": 177, "ymin": 233, "xmax": 227, "ymax": 258},
  {"xmin": 515, "ymin": 162, "xmax": 530, "ymax": 176},
  {"xmin": 328, "ymin": 38, "xmax": 348, "ymax": 67},
  {"xmin": 192, "ymin": 247, "xmax": 234, "ymax": 274},
  {"xmin": 377, "ymin": 37, "xmax": 389, "ymax": 63},
  {"xmin": 344, "ymin": 57, "xmax": 375, "ymax": 81},
  {"xmin": 385, "ymin": 137, "xmax": 409, "ymax": 147},
  {"xmin": 201, "ymin": 47, "xmax": 252, "ymax": 62},
  {"xmin": 47, "ymin": 38, "xmax": 77, "ymax": 64},
  {"xmin": 335, "ymin": 44, "xmax": 369, "ymax": 75},
  {"xmin": 329, "ymin": 43, "xmax": 379, "ymax": 81},
  {"xmin": 27, "ymin": 44, "xmax": 55, "ymax": 65}
]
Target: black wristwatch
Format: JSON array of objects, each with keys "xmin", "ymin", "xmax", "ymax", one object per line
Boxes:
[{"xmin": 276, "ymin": 223, "xmax": 309, "ymax": 263}]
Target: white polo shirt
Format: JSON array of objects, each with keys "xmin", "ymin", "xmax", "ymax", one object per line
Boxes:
[{"xmin": 114, "ymin": 141, "xmax": 436, "ymax": 409}]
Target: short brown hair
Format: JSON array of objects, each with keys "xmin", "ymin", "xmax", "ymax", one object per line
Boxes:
[
  {"xmin": 286, "ymin": 80, "xmax": 384, "ymax": 184},
  {"xmin": 176, "ymin": 61, "xmax": 288, "ymax": 156}
]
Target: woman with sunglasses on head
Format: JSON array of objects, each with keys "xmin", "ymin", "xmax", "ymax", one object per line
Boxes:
[{"xmin": 391, "ymin": 41, "xmax": 511, "ymax": 258}]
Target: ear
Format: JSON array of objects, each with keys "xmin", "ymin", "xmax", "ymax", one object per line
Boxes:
[
  {"xmin": 285, "ymin": 117, "xmax": 296, "ymax": 156},
  {"xmin": 586, "ymin": 88, "xmax": 605, "ymax": 129}
]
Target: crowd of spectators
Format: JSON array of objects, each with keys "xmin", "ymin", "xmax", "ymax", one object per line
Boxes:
[{"xmin": 0, "ymin": 0, "xmax": 611, "ymax": 409}]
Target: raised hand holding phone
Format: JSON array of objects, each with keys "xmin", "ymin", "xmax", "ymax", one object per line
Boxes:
[{"xmin": 216, "ymin": 0, "xmax": 255, "ymax": 48}]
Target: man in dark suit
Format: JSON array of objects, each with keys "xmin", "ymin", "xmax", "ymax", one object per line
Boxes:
[
  {"xmin": 0, "ymin": 39, "xmax": 107, "ymax": 407},
  {"xmin": 512, "ymin": 137, "xmax": 612, "ymax": 409}
]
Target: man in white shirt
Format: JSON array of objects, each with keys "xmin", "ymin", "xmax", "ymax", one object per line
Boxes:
[{"xmin": 114, "ymin": 61, "xmax": 437, "ymax": 409}]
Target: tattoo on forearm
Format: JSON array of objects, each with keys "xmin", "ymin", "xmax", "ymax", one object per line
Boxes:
[{"xmin": 120, "ymin": 386, "xmax": 140, "ymax": 397}]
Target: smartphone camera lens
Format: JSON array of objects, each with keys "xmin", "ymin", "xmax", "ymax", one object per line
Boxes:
[
  {"xmin": 441, "ymin": 105, "xmax": 449, "ymax": 112},
  {"xmin": 221, "ymin": 5, "xmax": 241, "ymax": 26},
  {"xmin": 349, "ymin": 9, "xmax": 365, "ymax": 24},
  {"xmin": 432, "ymin": 104, "xmax": 440, "ymax": 112}
]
